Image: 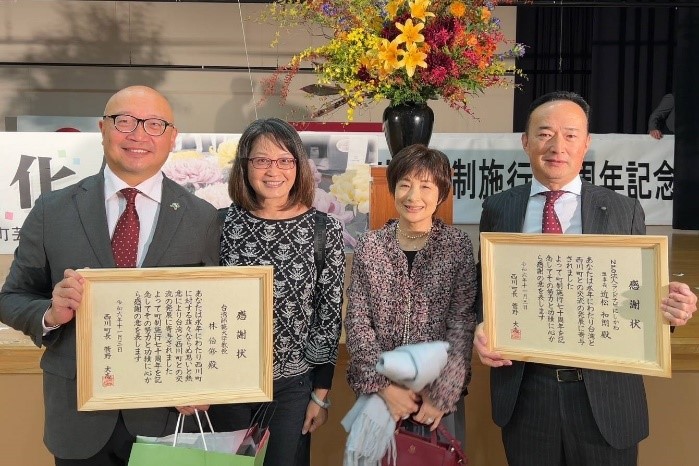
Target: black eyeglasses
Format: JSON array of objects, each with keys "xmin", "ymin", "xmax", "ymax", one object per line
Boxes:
[
  {"xmin": 103, "ymin": 114, "xmax": 174, "ymax": 136},
  {"xmin": 247, "ymin": 157, "xmax": 297, "ymax": 170}
]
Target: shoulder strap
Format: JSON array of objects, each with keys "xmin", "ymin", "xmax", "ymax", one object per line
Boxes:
[
  {"xmin": 313, "ymin": 210, "xmax": 328, "ymax": 281},
  {"xmin": 217, "ymin": 207, "xmax": 228, "ymax": 224}
]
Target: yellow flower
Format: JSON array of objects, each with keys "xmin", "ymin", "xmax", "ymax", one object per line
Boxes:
[
  {"xmin": 209, "ymin": 138, "xmax": 240, "ymax": 168},
  {"xmin": 329, "ymin": 164, "xmax": 371, "ymax": 213},
  {"xmin": 260, "ymin": 0, "xmax": 524, "ymax": 120},
  {"xmin": 394, "ymin": 19, "xmax": 425, "ymax": 47},
  {"xmin": 386, "ymin": 0, "xmax": 403, "ymax": 19},
  {"xmin": 449, "ymin": 1, "xmax": 466, "ymax": 18},
  {"xmin": 398, "ymin": 42, "xmax": 428, "ymax": 77},
  {"xmin": 409, "ymin": 0, "xmax": 435, "ymax": 22},
  {"xmin": 378, "ymin": 39, "xmax": 402, "ymax": 71}
]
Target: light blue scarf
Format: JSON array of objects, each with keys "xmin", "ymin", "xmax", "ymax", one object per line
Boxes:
[{"xmin": 342, "ymin": 341, "xmax": 450, "ymax": 466}]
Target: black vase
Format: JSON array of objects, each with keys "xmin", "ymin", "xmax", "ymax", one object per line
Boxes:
[{"xmin": 382, "ymin": 102, "xmax": 435, "ymax": 157}]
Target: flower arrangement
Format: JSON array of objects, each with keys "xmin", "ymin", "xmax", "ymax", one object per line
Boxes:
[
  {"xmin": 164, "ymin": 137, "xmax": 240, "ymax": 209},
  {"xmin": 261, "ymin": 0, "xmax": 524, "ymax": 120}
]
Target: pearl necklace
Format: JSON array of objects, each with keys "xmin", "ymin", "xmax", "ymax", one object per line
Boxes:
[{"xmin": 397, "ymin": 223, "xmax": 431, "ymax": 240}]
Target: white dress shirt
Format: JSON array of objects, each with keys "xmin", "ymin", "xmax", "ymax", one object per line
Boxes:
[
  {"xmin": 44, "ymin": 167, "xmax": 164, "ymax": 333},
  {"xmin": 522, "ymin": 176, "xmax": 583, "ymax": 234},
  {"xmin": 104, "ymin": 165, "xmax": 163, "ymax": 267}
]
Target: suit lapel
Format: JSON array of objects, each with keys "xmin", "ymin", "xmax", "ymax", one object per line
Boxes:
[
  {"xmin": 580, "ymin": 181, "xmax": 609, "ymax": 234},
  {"xmin": 142, "ymin": 178, "xmax": 185, "ymax": 267},
  {"xmin": 511, "ymin": 185, "xmax": 530, "ymax": 232},
  {"xmin": 74, "ymin": 174, "xmax": 115, "ymax": 267}
]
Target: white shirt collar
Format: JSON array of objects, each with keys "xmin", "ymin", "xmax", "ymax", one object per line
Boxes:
[
  {"xmin": 530, "ymin": 176, "xmax": 582, "ymax": 197},
  {"xmin": 104, "ymin": 165, "xmax": 163, "ymax": 203}
]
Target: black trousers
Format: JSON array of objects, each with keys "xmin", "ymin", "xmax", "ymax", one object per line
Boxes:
[
  {"xmin": 502, "ymin": 364, "xmax": 637, "ymax": 466},
  {"xmin": 208, "ymin": 373, "xmax": 313, "ymax": 466},
  {"xmin": 55, "ymin": 412, "xmax": 135, "ymax": 466}
]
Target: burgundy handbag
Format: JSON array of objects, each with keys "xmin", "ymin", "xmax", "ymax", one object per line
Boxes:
[{"xmin": 381, "ymin": 420, "xmax": 467, "ymax": 466}]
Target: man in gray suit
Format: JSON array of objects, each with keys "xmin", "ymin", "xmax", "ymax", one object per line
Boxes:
[
  {"xmin": 0, "ymin": 86, "xmax": 220, "ymax": 465},
  {"xmin": 474, "ymin": 91, "xmax": 697, "ymax": 466},
  {"xmin": 648, "ymin": 93, "xmax": 674, "ymax": 139}
]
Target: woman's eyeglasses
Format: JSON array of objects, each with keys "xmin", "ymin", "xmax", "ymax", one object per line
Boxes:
[{"xmin": 247, "ymin": 157, "xmax": 297, "ymax": 170}]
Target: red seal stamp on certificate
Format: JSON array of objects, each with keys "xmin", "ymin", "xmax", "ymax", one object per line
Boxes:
[
  {"xmin": 102, "ymin": 374, "xmax": 114, "ymax": 387},
  {"xmin": 510, "ymin": 327, "xmax": 521, "ymax": 340}
]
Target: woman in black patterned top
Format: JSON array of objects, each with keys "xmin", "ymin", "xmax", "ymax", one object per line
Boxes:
[{"xmin": 210, "ymin": 118, "xmax": 345, "ymax": 466}]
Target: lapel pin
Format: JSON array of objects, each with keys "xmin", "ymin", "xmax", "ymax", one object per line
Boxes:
[{"xmin": 170, "ymin": 202, "xmax": 180, "ymax": 211}]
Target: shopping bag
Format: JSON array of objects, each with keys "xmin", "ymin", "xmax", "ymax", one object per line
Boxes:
[
  {"xmin": 128, "ymin": 410, "xmax": 268, "ymax": 466},
  {"xmin": 380, "ymin": 420, "xmax": 467, "ymax": 466}
]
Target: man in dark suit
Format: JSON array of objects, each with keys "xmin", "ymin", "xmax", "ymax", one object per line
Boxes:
[
  {"xmin": 474, "ymin": 91, "xmax": 697, "ymax": 466},
  {"xmin": 0, "ymin": 86, "xmax": 220, "ymax": 465},
  {"xmin": 648, "ymin": 93, "xmax": 675, "ymax": 139}
]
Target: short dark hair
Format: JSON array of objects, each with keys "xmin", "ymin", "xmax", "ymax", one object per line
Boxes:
[
  {"xmin": 525, "ymin": 91, "xmax": 591, "ymax": 133},
  {"xmin": 387, "ymin": 144, "xmax": 452, "ymax": 205},
  {"xmin": 228, "ymin": 118, "xmax": 314, "ymax": 211}
]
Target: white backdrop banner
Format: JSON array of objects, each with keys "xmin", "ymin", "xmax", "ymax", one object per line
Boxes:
[
  {"xmin": 395, "ymin": 133, "xmax": 675, "ymax": 226},
  {"xmin": 0, "ymin": 132, "xmax": 674, "ymax": 254}
]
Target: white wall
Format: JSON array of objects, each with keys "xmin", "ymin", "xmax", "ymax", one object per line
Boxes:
[{"xmin": 0, "ymin": 1, "xmax": 516, "ymax": 133}]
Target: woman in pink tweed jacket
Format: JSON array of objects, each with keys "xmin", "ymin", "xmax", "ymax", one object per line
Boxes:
[{"xmin": 345, "ymin": 144, "xmax": 477, "ymax": 432}]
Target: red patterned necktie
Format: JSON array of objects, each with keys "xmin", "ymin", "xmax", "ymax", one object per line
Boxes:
[
  {"xmin": 541, "ymin": 190, "xmax": 565, "ymax": 234},
  {"xmin": 111, "ymin": 188, "xmax": 140, "ymax": 268}
]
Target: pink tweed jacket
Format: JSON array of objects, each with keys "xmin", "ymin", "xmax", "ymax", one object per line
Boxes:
[{"xmin": 345, "ymin": 219, "xmax": 477, "ymax": 412}]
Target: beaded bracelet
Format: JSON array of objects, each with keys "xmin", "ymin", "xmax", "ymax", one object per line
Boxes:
[{"xmin": 310, "ymin": 391, "xmax": 331, "ymax": 409}]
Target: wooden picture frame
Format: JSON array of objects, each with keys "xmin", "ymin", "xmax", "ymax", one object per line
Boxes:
[
  {"xmin": 480, "ymin": 233, "xmax": 671, "ymax": 377},
  {"xmin": 76, "ymin": 266, "xmax": 274, "ymax": 411}
]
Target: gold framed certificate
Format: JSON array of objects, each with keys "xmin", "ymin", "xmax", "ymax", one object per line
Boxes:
[
  {"xmin": 480, "ymin": 233, "xmax": 671, "ymax": 377},
  {"xmin": 75, "ymin": 266, "xmax": 274, "ymax": 410}
]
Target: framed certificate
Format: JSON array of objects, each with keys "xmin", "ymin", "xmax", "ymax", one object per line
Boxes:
[
  {"xmin": 480, "ymin": 233, "xmax": 671, "ymax": 377},
  {"xmin": 76, "ymin": 266, "xmax": 274, "ymax": 411}
]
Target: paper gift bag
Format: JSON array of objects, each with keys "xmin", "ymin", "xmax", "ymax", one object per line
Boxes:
[
  {"xmin": 128, "ymin": 434, "xmax": 268, "ymax": 466},
  {"xmin": 128, "ymin": 411, "xmax": 268, "ymax": 466}
]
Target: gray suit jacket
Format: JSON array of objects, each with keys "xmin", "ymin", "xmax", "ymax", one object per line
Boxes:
[
  {"xmin": 0, "ymin": 172, "xmax": 221, "ymax": 459},
  {"xmin": 648, "ymin": 93, "xmax": 675, "ymax": 134},
  {"xmin": 479, "ymin": 181, "xmax": 649, "ymax": 449}
]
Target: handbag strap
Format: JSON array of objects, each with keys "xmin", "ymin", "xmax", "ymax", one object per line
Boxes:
[
  {"xmin": 172, "ymin": 410, "xmax": 214, "ymax": 451},
  {"xmin": 313, "ymin": 210, "xmax": 328, "ymax": 282},
  {"xmin": 249, "ymin": 401, "xmax": 277, "ymax": 430},
  {"xmin": 435, "ymin": 424, "xmax": 467, "ymax": 464},
  {"xmin": 242, "ymin": 401, "xmax": 278, "ymax": 443}
]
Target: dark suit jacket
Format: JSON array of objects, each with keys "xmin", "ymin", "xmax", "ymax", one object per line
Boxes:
[
  {"xmin": 0, "ymin": 172, "xmax": 221, "ymax": 459},
  {"xmin": 479, "ymin": 181, "xmax": 649, "ymax": 450},
  {"xmin": 648, "ymin": 93, "xmax": 675, "ymax": 134}
]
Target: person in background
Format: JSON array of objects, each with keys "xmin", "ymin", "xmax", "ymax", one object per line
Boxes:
[
  {"xmin": 345, "ymin": 144, "xmax": 477, "ymax": 435},
  {"xmin": 212, "ymin": 118, "xmax": 345, "ymax": 466},
  {"xmin": 648, "ymin": 93, "xmax": 675, "ymax": 139},
  {"xmin": 0, "ymin": 85, "xmax": 221, "ymax": 465},
  {"xmin": 474, "ymin": 91, "xmax": 697, "ymax": 466}
]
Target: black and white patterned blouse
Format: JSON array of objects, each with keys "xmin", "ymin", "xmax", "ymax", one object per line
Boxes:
[{"xmin": 220, "ymin": 205, "xmax": 345, "ymax": 387}]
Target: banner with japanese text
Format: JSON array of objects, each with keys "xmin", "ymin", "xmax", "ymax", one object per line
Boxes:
[{"xmin": 0, "ymin": 132, "xmax": 673, "ymax": 254}]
